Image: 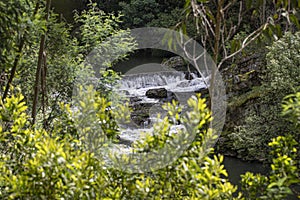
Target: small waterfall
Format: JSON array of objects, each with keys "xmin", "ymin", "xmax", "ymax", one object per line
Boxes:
[
  {"xmin": 118, "ymin": 71, "xmax": 209, "ymax": 95},
  {"xmin": 119, "ymin": 71, "xmax": 186, "ymax": 90}
]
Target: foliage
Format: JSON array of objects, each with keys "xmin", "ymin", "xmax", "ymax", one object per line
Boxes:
[
  {"xmin": 282, "ymin": 92, "xmax": 300, "ymax": 129},
  {"xmin": 0, "ymin": 0, "xmax": 35, "ymax": 65},
  {"xmin": 74, "ymin": 3, "xmax": 124, "ymax": 55},
  {"xmin": 282, "ymin": 92, "xmax": 300, "ymax": 162},
  {"xmin": 229, "ymin": 31, "xmax": 300, "ymax": 160},
  {"xmin": 0, "ymin": 0, "xmax": 79, "ymax": 125},
  {"xmin": 0, "ymin": 93, "xmax": 104, "ymax": 199},
  {"xmin": 134, "ymin": 95, "xmax": 211, "ymax": 153},
  {"xmin": 147, "ymin": 8, "xmax": 197, "ymax": 37},
  {"xmin": 119, "ymin": 0, "xmax": 160, "ymax": 28},
  {"xmin": 0, "ymin": 92, "xmax": 32, "ymax": 170},
  {"xmin": 129, "ymin": 95, "xmax": 240, "ymax": 199},
  {"xmin": 241, "ymin": 135, "xmax": 299, "ymax": 199},
  {"xmin": 180, "ymin": 0, "xmax": 300, "ymax": 68},
  {"xmin": 0, "ymin": 91, "xmax": 240, "ymax": 199},
  {"xmin": 17, "ymin": 10, "xmax": 78, "ymax": 116},
  {"xmin": 73, "ymin": 2, "xmax": 136, "ymax": 100},
  {"xmin": 147, "ymin": 8, "xmax": 181, "ymax": 28},
  {"xmin": 95, "ymin": 0, "xmax": 121, "ymax": 13},
  {"xmin": 119, "ymin": 0, "xmax": 184, "ymax": 29},
  {"xmin": 0, "ymin": 1, "xmax": 135, "ymax": 129},
  {"xmin": 240, "ymin": 91, "xmax": 300, "ymax": 200},
  {"xmin": 264, "ymin": 32, "xmax": 300, "ymax": 92},
  {"xmin": 0, "ymin": 91, "xmax": 299, "ymax": 199}
]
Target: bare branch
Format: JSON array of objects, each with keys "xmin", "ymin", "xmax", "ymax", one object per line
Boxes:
[
  {"xmin": 191, "ymin": 0, "xmax": 215, "ymax": 38},
  {"xmin": 217, "ymin": 21, "xmax": 269, "ymax": 69},
  {"xmin": 221, "ymin": 26, "xmax": 228, "ymax": 59},
  {"xmin": 238, "ymin": 1, "xmax": 243, "ymax": 28},
  {"xmin": 223, "ymin": 0, "xmax": 234, "ymax": 11}
]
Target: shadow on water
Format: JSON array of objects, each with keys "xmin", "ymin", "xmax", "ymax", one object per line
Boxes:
[
  {"xmin": 113, "ymin": 50, "xmax": 174, "ymax": 74},
  {"xmin": 224, "ymin": 156, "xmax": 299, "ymax": 199},
  {"xmin": 223, "ymin": 156, "xmax": 268, "ymax": 188}
]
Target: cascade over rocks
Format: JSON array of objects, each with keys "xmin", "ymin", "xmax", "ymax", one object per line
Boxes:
[{"xmin": 116, "ymin": 66, "xmax": 209, "ymax": 147}]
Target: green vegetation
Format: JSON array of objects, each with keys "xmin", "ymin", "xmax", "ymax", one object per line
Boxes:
[
  {"xmin": 118, "ymin": 0, "xmax": 184, "ymax": 28},
  {"xmin": 0, "ymin": 0, "xmax": 299, "ymax": 199},
  {"xmin": 0, "ymin": 91, "xmax": 299, "ymax": 199},
  {"xmin": 229, "ymin": 32, "xmax": 300, "ymax": 160}
]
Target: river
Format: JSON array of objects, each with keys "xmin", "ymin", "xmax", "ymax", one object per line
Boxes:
[
  {"xmin": 52, "ymin": 2, "xmax": 299, "ymax": 199},
  {"xmin": 114, "ymin": 51, "xmax": 269, "ymax": 178},
  {"xmin": 113, "ymin": 51, "xmax": 298, "ymax": 199}
]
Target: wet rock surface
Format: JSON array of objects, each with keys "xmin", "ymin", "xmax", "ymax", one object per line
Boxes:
[
  {"xmin": 145, "ymin": 88, "xmax": 168, "ymax": 98},
  {"xmin": 130, "ymin": 103, "xmax": 154, "ymax": 126}
]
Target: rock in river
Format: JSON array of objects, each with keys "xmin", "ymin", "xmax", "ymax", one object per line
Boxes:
[{"xmin": 145, "ymin": 88, "xmax": 168, "ymax": 98}]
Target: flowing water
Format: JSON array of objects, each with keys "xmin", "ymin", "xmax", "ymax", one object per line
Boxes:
[
  {"xmin": 109, "ymin": 66, "xmax": 207, "ymax": 163},
  {"xmin": 118, "ymin": 71, "xmax": 207, "ymax": 99}
]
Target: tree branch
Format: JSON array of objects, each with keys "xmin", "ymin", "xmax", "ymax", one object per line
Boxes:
[{"xmin": 217, "ymin": 21, "xmax": 269, "ymax": 69}]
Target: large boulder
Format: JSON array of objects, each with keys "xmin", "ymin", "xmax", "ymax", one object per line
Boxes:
[{"xmin": 146, "ymin": 88, "xmax": 168, "ymax": 98}]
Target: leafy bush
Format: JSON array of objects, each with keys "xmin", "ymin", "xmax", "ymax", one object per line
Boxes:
[
  {"xmin": 282, "ymin": 92, "xmax": 300, "ymax": 129},
  {"xmin": 0, "ymin": 91, "xmax": 299, "ymax": 199},
  {"xmin": 119, "ymin": 0, "xmax": 184, "ymax": 29},
  {"xmin": 282, "ymin": 92, "xmax": 300, "ymax": 160},
  {"xmin": 241, "ymin": 135, "xmax": 299, "ymax": 199},
  {"xmin": 229, "ymin": 32, "xmax": 300, "ymax": 160},
  {"xmin": 0, "ymin": 90, "xmax": 241, "ymax": 199}
]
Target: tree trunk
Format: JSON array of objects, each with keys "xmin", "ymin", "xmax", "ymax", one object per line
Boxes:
[
  {"xmin": 32, "ymin": 0, "xmax": 51, "ymax": 125},
  {"xmin": 210, "ymin": 0, "xmax": 224, "ymax": 97}
]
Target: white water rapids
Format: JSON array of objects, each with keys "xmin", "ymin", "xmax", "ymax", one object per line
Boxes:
[
  {"xmin": 118, "ymin": 71, "xmax": 209, "ymax": 103},
  {"xmin": 115, "ymin": 71, "xmax": 209, "ymax": 145}
]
